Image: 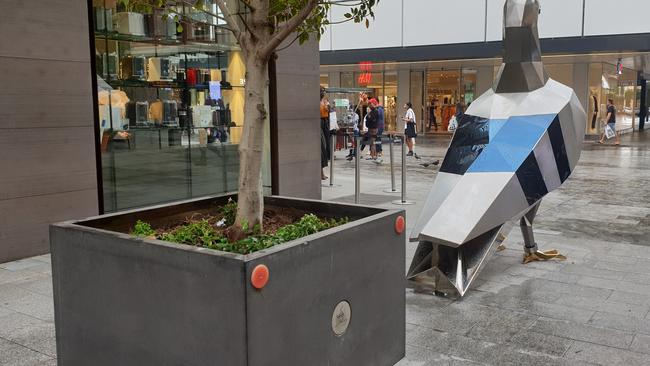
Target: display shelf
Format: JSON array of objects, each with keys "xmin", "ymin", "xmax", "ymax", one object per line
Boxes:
[
  {"xmin": 106, "ymin": 79, "xmax": 231, "ymax": 90},
  {"xmin": 94, "ymin": 31, "xmax": 239, "ymax": 51}
]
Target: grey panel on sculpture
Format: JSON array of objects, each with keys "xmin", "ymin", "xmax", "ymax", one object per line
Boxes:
[{"xmin": 408, "ymin": 0, "xmax": 586, "ymax": 296}]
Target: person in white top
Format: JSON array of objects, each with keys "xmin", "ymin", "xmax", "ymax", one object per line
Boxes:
[{"xmin": 402, "ymin": 102, "xmax": 418, "ymax": 157}]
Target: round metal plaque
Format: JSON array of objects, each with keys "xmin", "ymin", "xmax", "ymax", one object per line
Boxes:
[{"xmin": 331, "ymin": 301, "xmax": 351, "ymax": 336}]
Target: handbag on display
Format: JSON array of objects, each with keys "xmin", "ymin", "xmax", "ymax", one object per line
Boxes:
[
  {"xmin": 148, "ymin": 57, "xmax": 173, "ymax": 81},
  {"xmin": 120, "ymin": 55, "xmax": 147, "ymax": 80},
  {"xmin": 113, "ymin": 12, "xmax": 145, "ymax": 36}
]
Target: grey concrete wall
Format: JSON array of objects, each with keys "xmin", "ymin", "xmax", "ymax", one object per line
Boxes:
[
  {"xmin": 476, "ymin": 66, "xmax": 495, "ymax": 96},
  {"xmin": 0, "ymin": 0, "xmax": 98, "ymax": 263},
  {"xmin": 275, "ymin": 39, "xmax": 322, "ymax": 199}
]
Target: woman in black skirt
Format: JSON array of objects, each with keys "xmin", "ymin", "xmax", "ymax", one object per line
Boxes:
[
  {"xmin": 403, "ymin": 102, "xmax": 417, "ymax": 156},
  {"xmin": 320, "ymin": 95, "xmax": 330, "ymax": 180}
]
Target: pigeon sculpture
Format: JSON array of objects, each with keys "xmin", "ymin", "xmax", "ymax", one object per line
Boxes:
[{"xmin": 407, "ymin": 0, "xmax": 586, "ymax": 297}]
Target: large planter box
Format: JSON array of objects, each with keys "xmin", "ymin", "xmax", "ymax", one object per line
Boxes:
[{"xmin": 50, "ymin": 195, "xmax": 405, "ymax": 366}]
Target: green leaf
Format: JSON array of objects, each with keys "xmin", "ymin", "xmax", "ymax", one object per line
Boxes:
[
  {"xmin": 365, "ymin": 18, "xmax": 369, "ymax": 28},
  {"xmin": 344, "ymin": 13, "xmax": 351, "ymax": 18}
]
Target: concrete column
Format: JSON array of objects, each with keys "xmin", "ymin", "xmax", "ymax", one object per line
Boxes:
[
  {"xmin": 274, "ymin": 39, "xmax": 322, "ymax": 199},
  {"xmin": 397, "ymin": 69, "xmax": 411, "ymax": 122},
  {"xmin": 476, "ymin": 66, "xmax": 495, "ymax": 96},
  {"xmin": 572, "ymin": 63, "xmax": 590, "ymax": 136}
]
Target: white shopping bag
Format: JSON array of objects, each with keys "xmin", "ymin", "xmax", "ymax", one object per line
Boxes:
[
  {"xmin": 605, "ymin": 124, "xmax": 615, "ymax": 139},
  {"xmin": 448, "ymin": 116, "xmax": 458, "ymax": 132},
  {"xmin": 329, "ymin": 111, "xmax": 338, "ymax": 131}
]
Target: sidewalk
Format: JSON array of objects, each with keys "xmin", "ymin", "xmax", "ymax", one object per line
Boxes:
[{"xmin": 1, "ymin": 132, "xmax": 650, "ymax": 365}]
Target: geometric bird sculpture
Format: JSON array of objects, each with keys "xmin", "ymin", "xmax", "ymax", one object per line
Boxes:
[{"xmin": 407, "ymin": 0, "xmax": 586, "ymax": 297}]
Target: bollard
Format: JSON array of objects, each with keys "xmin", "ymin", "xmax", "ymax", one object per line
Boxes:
[
  {"xmin": 383, "ymin": 134, "xmax": 400, "ymax": 194},
  {"xmin": 355, "ymin": 134, "xmax": 361, "ymax": 204},
  {"xmin": 329, "ymin": 132, "xmax": 335, "ymax": 187},
  {"xmin": 393, "ymin": 135, "xmax": 415, "ymax": 206}
]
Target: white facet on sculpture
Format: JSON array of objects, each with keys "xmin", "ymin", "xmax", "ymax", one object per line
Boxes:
[{"xmin": 407, "ymin": 0, "xmax": 586, "ymax": 297}]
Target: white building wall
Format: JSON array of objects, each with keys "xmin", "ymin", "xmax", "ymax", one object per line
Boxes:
[
  {"xmin": 322, "ymin": 0, "xmax": 650, "ymax": 51},
  {"xmin": 584, "ymin": 0, "xmax": 650, "ymax": 36},
  {"xmin": 403, "ymin": 0, "xmax": 485, "ymax": 46}
]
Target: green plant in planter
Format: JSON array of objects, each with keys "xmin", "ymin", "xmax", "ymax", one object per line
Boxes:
[
  {"xmin": 131, "ymin": 220, "xmax": 156, "ymax": 237},
  {"xmin": 131, "ymin": 214, "xmax": 349, "ymax": 255}
]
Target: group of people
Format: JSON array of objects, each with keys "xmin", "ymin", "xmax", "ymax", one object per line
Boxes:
[{"xmin": 319, "ymin": 92, "xmax": 422, "ymax": 180}]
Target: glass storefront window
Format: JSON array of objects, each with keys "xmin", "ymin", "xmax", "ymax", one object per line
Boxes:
[
  {"xmin": 320, "ymin": 74, "xmax": 329, "ymax": 88},
  {"xmin": 340, "ymin": 72, "xmax": 354, "ymax": 88},
  {"xmin": 383, "ymin": 72, "xmax": 398, "ymax": 132},
  {"xmin": 93, "ymin": 0, "xmax": 259, "ymax": 212},
  {"xmin": 426, "ymin": 70, "xmax": 461, "ymax": 132},
  {"xmin": 409, "ymin": 71, "xmax": 424, "ymax": 133}
]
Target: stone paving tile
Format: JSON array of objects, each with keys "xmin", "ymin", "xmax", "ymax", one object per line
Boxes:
[
  {"xmin": 0, "ymin": 269, "xmax": 47, "ymax": 286},
  {"xmin": 0, "ymin": 311, "xmax": 56, "ymax": 357},
  {"xmin": 630, "ymin": 333, "xmax": 650, "ymax": 355},
  {"xmin": 607, "ymin": 290, "xmax": 650, "ymax": 306},
  {"xmin": 554, "ymin": 295, "xmax": 650, "ymax": 319},
  {"xmin": 578, "ymin": 276, "xmax": 650, "ymax": 295},
  {"xmin": 0, "ymin": 286, "xmax": 54, "ymax": 322},
  {"xmin": 530, "ymin": 317, "xmax": 635, "ymax": 349},
  {"xmin": 588, "ymin": 311, "xmax": 650, "ymax": 335},
  {"xmin": 30, "ymin": 255, "xmax": 51, "ymax": 264},
  {"xmin": 565, "ymin": 340, "xmax": 649, "ymax": 366},
  {"xmin": 508, "ymin": 329, "xmax": 574, "ymax": 357},
  {"xmin": 407, "ymin": 323, "xmax": 574, "ymax": 366},
  {"xmin": 0, "ymin": 259, "xmax": 46, "ymax": 272},
  {"xmin": 12, "ymin": 277, "xmax": 54, "ymax": 298},
  {"xmin": 465, "ymin": 309, "xmax": 538, "ymax": 344},
  {"xmin": 0, "ymin": 337, "xmax": 52, "ymax": 366},
  {"xmin": 559, "ymin": 263, "xmax": 627, "ymax": 280}
]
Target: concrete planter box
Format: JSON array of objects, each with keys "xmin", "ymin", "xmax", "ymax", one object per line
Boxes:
[{"xmin": 50, "ymin": 195, "xmax": 405, "ymax": 366}]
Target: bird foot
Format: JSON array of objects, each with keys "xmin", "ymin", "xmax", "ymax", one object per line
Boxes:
[{"xmin": 523, "ymin": 249, "xmax": 567, "ymax": 264}]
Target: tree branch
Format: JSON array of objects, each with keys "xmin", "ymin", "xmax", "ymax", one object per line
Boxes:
[
  {"xmin": 215, "ymin": 0, "xmax": 245, "ymax": 46},
  {"xmin": 260, "ymin": 0, "xmax": 319, "ymax": 60}
]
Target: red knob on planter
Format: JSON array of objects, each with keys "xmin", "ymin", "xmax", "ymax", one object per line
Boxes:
[
  {"xmin": 395, "ymin": 216, "xmax": 405, "ymax": 234},
  {"xmin": 251, "ymin": 264, "xmax": 269, "ymax": 289}
]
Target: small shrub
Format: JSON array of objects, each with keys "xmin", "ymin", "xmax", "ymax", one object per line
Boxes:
[
  {"xmin": 220, "ymin": 199, "xmax": 237, "ymax": 227},
  {"xmin": 131, "ymin": 220, "xmax": 155, "ymax": 237}
]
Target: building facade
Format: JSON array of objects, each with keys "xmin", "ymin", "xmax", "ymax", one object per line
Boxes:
[
  {"xmin": 0, "ymin": 0, "xmax": 320, "ymax": 263},
  {"xmin": 320, "ymin": 0, "xmax": 650, "ymax": 136}
]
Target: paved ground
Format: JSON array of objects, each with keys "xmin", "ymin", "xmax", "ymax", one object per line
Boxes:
[{"xmin": 1, "ymin": 131, "xmax": 649, "ymax": 365}]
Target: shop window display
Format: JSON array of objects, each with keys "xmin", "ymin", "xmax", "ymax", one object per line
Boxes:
[
  {"xmin": 93, "ymin": 0, "xmax": 260, "ymax": 212},
  {"xmin": 425, "ymin": 70, "xmax": 461, "ymax": 132},
  {"xmin": 588, "ymin": 62, "xmax": 638, "ymax": 135}
]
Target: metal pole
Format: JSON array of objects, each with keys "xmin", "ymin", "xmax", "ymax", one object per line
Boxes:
[
  {"xmin": 393, "ymin": 135, "xmax": 415, "ymax": 205},
  {"xmin": 329, "ymin": 132, "xmax": 335, "ymax": 186},
  {"xmin": 355, "ymin": 134, "xmax": 361, "ymax": 204},
  {"xmin": 383, "ymin": 134, "xmax": 399, "ymax": 193}
]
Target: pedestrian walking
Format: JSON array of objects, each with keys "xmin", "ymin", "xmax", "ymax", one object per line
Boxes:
[
  {"xmin": 599, "ymin": 98, "xmax": 620, "ymax": 145},
  {"xmin": 320, "ymin": 95, "xmax": 330, "ymax": 180},
  {"xmin": 403, "ymin": 102, "xmax": 419, "ymax": 157}
]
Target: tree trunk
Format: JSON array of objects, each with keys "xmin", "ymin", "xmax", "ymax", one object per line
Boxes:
[{"xmin": 232, "ymin": 54, "xmax": 269, "ymax": 237}]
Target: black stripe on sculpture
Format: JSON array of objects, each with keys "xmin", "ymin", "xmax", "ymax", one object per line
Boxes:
[
  {"xmin": 547, "ymin": 116, "xmax": 571, "ymax": 183},
  {"xmin": 516, "ymin": 152, "xmax": 548, "ymax": 205},
  {"xmin": 439, "ymin": 114, "xmax": 490, "ymax": 175}
]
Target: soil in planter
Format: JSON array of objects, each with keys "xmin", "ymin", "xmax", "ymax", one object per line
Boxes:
[{"xmin": 130, "ymin": 199, "xmax": 348, "ymax": 255}]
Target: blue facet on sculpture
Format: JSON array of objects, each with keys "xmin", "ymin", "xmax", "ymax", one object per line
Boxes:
[{"xmin": 407, "ymin": 0, "xmax": 586, "ymax": 297}]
